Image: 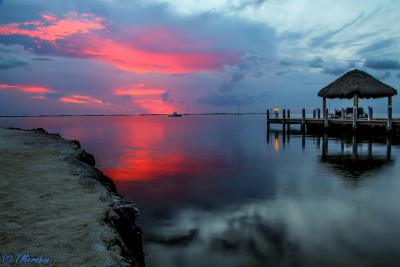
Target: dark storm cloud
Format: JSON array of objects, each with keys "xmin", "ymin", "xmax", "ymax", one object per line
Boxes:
[
  {"xmin": 279, "ymin": 61, "xmax": 292, "ymax": 66},
  {"xmin": 0, "ymin": 44, "xmax": 31, "ymax": 69},
  {"xmin": 0, "ymin": 56, "xmax": 30, "ymax": 69},
  {"xmin": 322, "ymin": 66, "xmax": 347, "ymax": 76},
  {"xmin": 45, "ymin": 92, "xmax": 64, "ymax": 99},
  {"xmin": 122, "ymin": 94, "xmax": 132, "ymax": 101},
  {"xmin": 309, "ymin": 57, "xmax": 323, "ymax": 69},
  {"xmin": 309, "ymin": 13, "xmax": 364, "ymax": 49},
  {"xmin": 371, "ymin": 70, "xmax": 391, "ymax": 80},
  {"xmin": 219, "ymin": 53, "xmax": 267, "ymax": 92},
  {"xmin": 198, "ymin": 93, "xmax": 255, "ymax": 106},
  {"xmin": 33, "ymin": 57, "xmax": 52, "ymax": 61},
  {"xmin": 359, "ymin": 38, "xmax": 397, "ymax": 55},
  {"xmin": 161, "ymin": 89, "xmax": 171, "ymax": 102},
  {"xmin": 364, "ymin": 58, "xmax": 400, "ymax": 70}
]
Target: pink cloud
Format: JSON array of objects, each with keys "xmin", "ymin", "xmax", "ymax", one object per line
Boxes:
[
  {"xmin": 0, "ymin": 84, "xmax": 54, "ymax": 93},
  {"xmin": 75, "ymin": 35, "xmax": 230, "ymax": 73},
  {"xmin": 31, "ymin": 96, "xmax": 45, "ymax": 100},
  {"xmin": 0, "ymin": 12, "xmax": 105, "ymax": 43},
  {"xmin": 0, "ymin": 13, "xmax": 238, "ymax": 74},
  {"xmin": 58, "ymin": 94, "xmax": 106, "ymax": 105}
]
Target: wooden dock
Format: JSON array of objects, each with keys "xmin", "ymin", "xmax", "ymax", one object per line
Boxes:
[{"xmin": 267, "ymin": 108, "xmax": 400, "ymax": 137}]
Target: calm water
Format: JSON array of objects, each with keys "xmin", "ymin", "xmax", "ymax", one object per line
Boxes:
[{"xmin": 1, "ymin": 115, "xmax": 400, "ymax": 267}]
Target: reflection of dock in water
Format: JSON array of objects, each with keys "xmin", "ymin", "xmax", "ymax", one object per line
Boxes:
[
  {"xmin": 267, "ymin": 131, "xmax": 395, "ymax": 186},
  {"xmin": 319, "ymin": 135, "xmax": 394, "ymax": 185}
]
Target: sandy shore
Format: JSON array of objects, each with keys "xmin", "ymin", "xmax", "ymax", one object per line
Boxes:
[{"xmin": 0, "ymin": 128, "xmax": 143, "ymax": 266}]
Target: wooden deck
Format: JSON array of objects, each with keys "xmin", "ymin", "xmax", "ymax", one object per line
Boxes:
[{"xmin": 266, "ymin": 108, "xmax": 400, "ymax": 137}]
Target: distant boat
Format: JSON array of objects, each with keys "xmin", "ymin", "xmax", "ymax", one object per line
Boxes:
[{"xmin": 168, "ymin": 112, "xmax": 182, "ymax": 117}]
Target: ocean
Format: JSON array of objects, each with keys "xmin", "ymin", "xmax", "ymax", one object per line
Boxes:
[{"xmin": 1, "ymin": 115, "xmax": 400, "ymax": 267}]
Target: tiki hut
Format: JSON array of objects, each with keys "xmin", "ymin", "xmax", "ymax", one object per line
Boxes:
[{"xmin": 318, "ymin": 69, "xmax": 397, "ymax": 118}]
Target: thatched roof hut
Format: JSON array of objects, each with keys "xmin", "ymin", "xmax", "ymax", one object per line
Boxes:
[
  {"xmin": 318, "ymin": 69, "xmax": 397, "ymax": 117},
  {"xmin": 318, "ymin": 69, "xmax": 397, "ymax": 99}
]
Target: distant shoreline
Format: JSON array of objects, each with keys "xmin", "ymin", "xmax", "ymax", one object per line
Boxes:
[{"xmin": 0, "ymin": 113, "xmax": 267, "ymax": 118}]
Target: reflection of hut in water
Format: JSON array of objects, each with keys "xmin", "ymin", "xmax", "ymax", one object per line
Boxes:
[{"xmin": 319, "ymin": 136, "xmax": 394, "ymax": 186}]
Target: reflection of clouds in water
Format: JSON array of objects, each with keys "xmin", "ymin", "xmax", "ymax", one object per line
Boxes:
[{"xmin": 146, "ymin": 194, "xmax": 400, "ymax": 267}]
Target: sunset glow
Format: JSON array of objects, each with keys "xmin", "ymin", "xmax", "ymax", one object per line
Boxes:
[
  {"xmin": 75, "ymin": 35, "xmax": 229, "ymax": 74},
  {"xmin": 1, "ymin": 0, "xmax": 399, "ymax": 115}
]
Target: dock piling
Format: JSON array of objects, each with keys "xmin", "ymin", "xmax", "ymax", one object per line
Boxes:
[
  {"xmin": 368, "ymin": 106, "xmax": 373, "ymax": 121},
  {"xmin": 324, "ymin": 108, "xmax": 329, "ymax": 127},
  {"xmin": 301, "ymin": 108, "xmax": 306, "ymax": 134},
  {"xmin": 352, "ymin": 107, "xmax": 358, "ymax": 129},
  {"xmin": 282, "ymin": 109, "xmax": 286, "ymax": 133}
]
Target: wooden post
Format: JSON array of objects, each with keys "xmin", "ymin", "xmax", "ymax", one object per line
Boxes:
[
  {"xmin": 266, "ymin": 109, "xmax": 270, "ymax": 133},
  {"xmin": 322, "ymin": 97, "xmax": 326, "ymax": 119},
  {"xmin": 287, "ymin": 109, "xmax": 290, "ymax": 134},
  {"xmin": 324, "ymin": 108, "xmax": 329, "ymax": 128},
  {"xmin": 353, "ymin": 94, "xmax": 358, "ymax": 108},
  {"xmin": 341, "ymin": 108, "xmax": 345, "ymax": 120},
  {"xmin": 317, "ymin": 108, "xmax": 321, "ymax": 119},
  {"xmin": 387, "ymin": 96, "xmax": 392, "ymax": 131},
  {"xmin": 301, "ymin": 108, "xmax": 306, "ymax": 134},
  {"xmin": 368, "ymin": 106, "xmax": 373, "ymax": 121},
  {"xmin": 282, "ymin": 109, "xmax": 286, "ymax": 133},
  {"xmin": 352, "ymin": 106, "xmax": 358, "ymax": 129},
  {"xmin": 313, "ymin": 109, "xmax": 316, "ymax": 119},
  {"xmin": 387, "ymin": 105, "xmax": 392, "ymax": 131}
]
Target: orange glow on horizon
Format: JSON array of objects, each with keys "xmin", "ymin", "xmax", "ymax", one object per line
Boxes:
[
  {"xmin": 114, "ymin": 83, "xmax": 177, "ymax": 113},
  {"xmin": 134, "ymin": 100, "xmax": 176, "ymax": 114},
  {"xmin": 114, "ymin": 88, "xmax": 166, "ymax": 96}
]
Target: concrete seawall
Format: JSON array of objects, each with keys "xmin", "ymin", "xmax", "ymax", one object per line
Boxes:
[{"xmin": 0, "ymin": 128, "xmax": 144, "ymax": 266}]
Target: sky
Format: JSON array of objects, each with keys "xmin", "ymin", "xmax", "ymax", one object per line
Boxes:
[{"xmin": 0, "ymin": 0, "xmax": 399, "ymax": 115}]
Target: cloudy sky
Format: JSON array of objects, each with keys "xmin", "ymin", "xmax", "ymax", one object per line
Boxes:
[{"xmin": 0, "ymin": 0, "xmax": 399, "ymax": 115}]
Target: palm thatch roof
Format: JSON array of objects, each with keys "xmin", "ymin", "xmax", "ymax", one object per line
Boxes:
[{"xmin": 318, "ymin": 69, "xmax": 397, "ymax": 99}]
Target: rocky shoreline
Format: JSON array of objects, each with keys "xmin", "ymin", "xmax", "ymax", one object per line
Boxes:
[{"xmin": 0, "ymin": 128, "xmax": 144, "ymax": 266}]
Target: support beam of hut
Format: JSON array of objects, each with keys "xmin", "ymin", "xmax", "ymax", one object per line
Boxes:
[
  {"xmin": 353, "ymin": 94, "xmax": 358, "ymax": 108},
  {"xmin": 322, "ymin": 97, "xmax": 326, "ymax": 118}
]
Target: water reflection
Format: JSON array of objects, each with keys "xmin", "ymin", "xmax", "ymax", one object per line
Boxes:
[
  {"xmin": 2, "ymin": 116, "xmax": 400, "ymax": 267},
  {"xmin": 319, "ymin": 135, "xmax": 394, "ymax": 185},
  {"xmin": 267, "ymin": 130, "xmax": 395, "ymax": 186}
]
